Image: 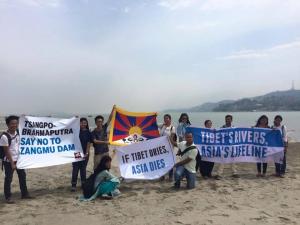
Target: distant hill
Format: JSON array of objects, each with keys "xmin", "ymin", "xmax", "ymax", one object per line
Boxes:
[
  {"xmin": 167, "ymin": 89, "xmax": 300, "ymax": 112},
  {"xmin": 167, "ymin": 100, "xmax": 234, "ymax": 112}
]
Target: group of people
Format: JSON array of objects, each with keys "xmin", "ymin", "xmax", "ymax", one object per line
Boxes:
[
  {"xmin": 0, "ymin": 113, "xmax": 119, "ymax": 203},
  {"xmin": 158, "ymin": 113, "xmax": 288, "ymax": 190},
  {"xmin": 0, "ymin": 112, "xmax": 288, "ymax": 203}
]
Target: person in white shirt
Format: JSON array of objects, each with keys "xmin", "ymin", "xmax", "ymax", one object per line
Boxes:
[
  {"xmin": 272, "ymin": 115, "xmax": 288, "ymax": 177},
  {"xmin": 159, "ymin": 114, "xmax": 176, "ymax": 138},
  {"xmin": 171, "ymin": 132, "xmax": 198, "ymax": 189},
  {"xmin": 159, "ymin": 114, "xmax": 176, "ymax": 181},
  {"xmin": 0, "ymin": 116, "xmax": 31, "ymax": 204}
]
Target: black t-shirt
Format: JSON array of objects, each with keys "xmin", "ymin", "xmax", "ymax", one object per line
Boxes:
[
  {"xmin": 79, "ymin": 129, "xmax": 92, "ymax": 154},
  {"xmin": 91, "ymin": 123, "xmax": 109, "ymax": 154}
]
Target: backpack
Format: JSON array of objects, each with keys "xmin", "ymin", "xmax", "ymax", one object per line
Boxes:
[
  {"xmin": 0, "ymin": 132, "xmax": 12, "ymax": 160},
  {"xmin": 0, "ymin": 132, "xmax": 13, "ymax": 170},
  {"xmin": 82, "ymin": 173, "xmax": 97, "ymax": 199},
  {"xmin": 0, "ymin": 131, "xmax": 20, "ymax": 170}
]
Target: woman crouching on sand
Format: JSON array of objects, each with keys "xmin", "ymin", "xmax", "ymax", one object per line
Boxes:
[
  {"xmin": 93, "ymin": 155, "xmax": 121, "ymax": 198},
  {"xmin": 255, "ymin": 115, "xmax": 270, "ymax": 177},
  {"xmin": 81, "ymin": 155, "xmax": 121, "ymax": 201}
]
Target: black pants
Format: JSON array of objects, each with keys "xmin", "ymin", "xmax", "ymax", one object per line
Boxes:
[
  {"xmin": 4, "ymin": 161, "xmax": 28, "ymax": 199},
  {"xmin": 200, "ymin": 161, "xmax": 214, "ymax": 177},
  {"xmin": 71, "ymin": 160, "xmax": 88, "ymax": 187},
  {"xmin": 257, "ymin": 163, "xmax": 268, "ymax": 174},
  {"xmin": 275, "ymin": 152, "xmax": 286, "ymax": 175},
  {"xmin": 196, "ymin": 154, "xmax": 214, "ymax": 177}
]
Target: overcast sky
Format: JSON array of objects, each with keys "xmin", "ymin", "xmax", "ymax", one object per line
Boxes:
[{"xmin": 0, "ymin": 0, "xmax": 300, "ymax": 115}]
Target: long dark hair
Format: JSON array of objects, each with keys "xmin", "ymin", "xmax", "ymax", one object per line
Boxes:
[
  {"xmin": 94, "ymin": 155, "xmax": 112, "ymax": 175},
  {"xmin": 178, "ymin": 113, "xmax": 191, "ymax": 125},
  {"xmin": 255, "ymin": 115, "xmax": 269, "ymax": 128},
  {"xmin": 80, "ymin": 117, "xmax": 89, "ymax": 130}
]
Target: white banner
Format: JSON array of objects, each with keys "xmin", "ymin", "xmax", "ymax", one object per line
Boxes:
[
  {"xmin": 116, "ymin": 136, "xmax": 175, "ymax": 180},
  {"xmin": 17, "ymin": 116, "xmax": 84, "ymax": 169}
]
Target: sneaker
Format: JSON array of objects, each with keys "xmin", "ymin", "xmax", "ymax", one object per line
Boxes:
[
  {"xmin": 159, "ymin": 176, "xmax": 165, "ymax": 181},
  {"xmin": 214, "ymin": 175, "xmax": 222, "ymax": 180},
  {"xmin": 256, "ymin": 173, "xmax": 262, "ymax": 177},
  {"xmin": 172, "ymin": 185, "xmax": 180, "ymax": 190},
  {"xmin": 71, "ymin": 187, "xmax": 76, "ymax": 192},
  {"xmin": 173, "ymin": 182, "xmax": 180, "ymax": 189},
  {"xmin": 21, "ymin": 194, "xmax": 34, "ymax": 199},
  {"xmin": 101, "ymin": 194, "xmax": 113, "ymax": 200},
  {"xmin": 6, "ymin": 198, "xmax": 15, "ymax": 204}
]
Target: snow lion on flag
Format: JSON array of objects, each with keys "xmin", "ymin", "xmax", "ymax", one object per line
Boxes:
[{"xmin": 109, "ymin": 106, "xmax": 160, "ymax": 146}]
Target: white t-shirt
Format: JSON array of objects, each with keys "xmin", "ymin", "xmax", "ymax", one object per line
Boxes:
[
  {"xmin": 159, "ymin": 124, "xmax": 176, "ymax": 137},
  {"xmin": 272, "ymin": 125, "xmax": 288, "ymax": 143},
  {"xmin": 0, "ymin": 131, "xmax": 20, "ymax": 162},
  {"xmin": 178, "ymin": 141, "xmax": 198, "ymax": 173}
]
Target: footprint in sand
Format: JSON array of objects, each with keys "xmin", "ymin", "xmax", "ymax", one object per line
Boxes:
[
  {"xmin": 208, "ymin": 182, "xmax": 218, "ymax": 191},
  {"xmin": 228, "ymin": 204, "xmax": 239, "ymax": 210},
  {"xmin": 278, "ymin": 216, "xmax": 295, "ymax": 224},
  {"xmin": 218, "ymin": 188, "xmax": 230, "ymax": 195},
  {"xmin": 250, "ymin": 215, "xmax": 268, "ymax": 221},
  {"xmin": 204, "ymin": 205, "xmax": 215, "ymax": 211}
]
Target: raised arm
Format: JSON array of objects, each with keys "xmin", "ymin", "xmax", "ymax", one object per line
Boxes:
[{"xmin": 106, "ymin": 105, "xmax": 116, "ymax": 125}]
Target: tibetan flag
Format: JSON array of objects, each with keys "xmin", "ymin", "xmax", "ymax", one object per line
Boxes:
[{"xmin": 109, "ymin": 107, "xmax": 159, "ymax": 146}]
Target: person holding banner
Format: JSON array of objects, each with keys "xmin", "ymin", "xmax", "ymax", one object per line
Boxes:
[
  {"xmin": 177, "ymin": 113, "xmax": 191, "ymax": 142},
  {"xmin": 159, "ymin": 114, "xmax": 177, "ymax": 181},
  {"xmin": 255, "ymin": 115, "xmax": 270, "ymax": 177},
  {"xmin": 0, "ymin": 116, "xmax": 31, "ymax": 204},
  {"xmin": 272, "ymin": 115, "xmax": 288, "ymax": 177},
  {"xmin": 92, "ymin": 107, "xmax": 114, "ymax": 170},
  {"xmin": 215, "ymin": 115, "xmax": 239, "ymax": 179},
  {"xmin": 71, "ymin": 118, "xmax": 92, "ymax": 192},
  {"xmin": 171, "ymin": 132, "xmax": 198, "ymax": 189},
  {"xmin": 197, "ymin": 120, "xmax": 215, "ymax": 178}
]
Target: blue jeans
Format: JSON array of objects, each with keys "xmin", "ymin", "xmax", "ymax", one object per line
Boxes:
[
  {"xmin": 275, "ymin": 152, "xmax": 286, "ymax": 175},
  {"xmin": 174, "ymin": 165, "xmax": 196, "ymax": 189}
]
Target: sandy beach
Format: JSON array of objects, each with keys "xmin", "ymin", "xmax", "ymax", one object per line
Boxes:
[{"xmin": 0, "ymin": 143, "xmax": 299, "ymax": 225}]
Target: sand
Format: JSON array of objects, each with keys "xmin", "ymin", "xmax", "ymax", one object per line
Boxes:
[{"xmin": 1, "ymin": 143, "xmax": 300, "ymax": 225}]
